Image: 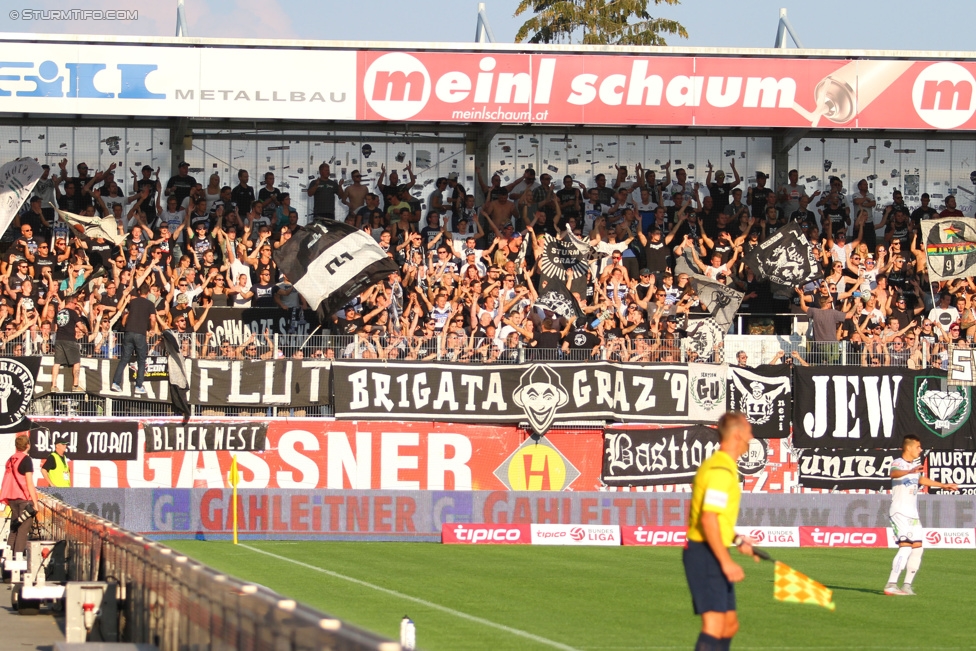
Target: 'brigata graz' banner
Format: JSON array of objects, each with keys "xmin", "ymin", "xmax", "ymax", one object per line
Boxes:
[
  {"xmin": 797, "ymin": 449, "xmax": 898, "ymax": 491},
  {"xmin": 33, "ymin": 356, "xmax": 332, "ymax": 408},
  {"xmin": 332, "ymin": 361, "xmax": 696, "ymax": 434},
  {"xmin": 793, "ymin": 367, "xmax": 976, "ymax": 450}
]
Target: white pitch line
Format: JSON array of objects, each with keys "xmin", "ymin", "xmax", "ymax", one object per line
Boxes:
[{"xmin": 240, "ymin": 544, "xmax": 580, "ymax": 651}]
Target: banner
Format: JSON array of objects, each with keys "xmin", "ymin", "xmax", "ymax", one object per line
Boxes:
[
  {"xmin": 925, "ymin": 450, "xmax": 976, "ymax": 492},
  {"xmin": 273, "ymin": 220, "xmax": 399, "ymax": 314},
  {"xmin": 538, "ymin": 233, "xmax": 592, "ymax": 297},
  {"xmin": 332, "ymin": 361, "xmax": 695, "ymax": 434},
  {"xmin": 688, "ymin": 363, "xmax": 727, "ymax": 422},
  {"xmin": 530, "ymin": 524, "xmax": 620, "ymax": 546},
  {"xmin": 29, "ymin": 421, "xmax": 139, "ymax": 461},
  {"xmin": 54, "ymin": 206, "xmax": 124, "ymax": 245},
  {"xmin": 199, "ymin": 308, "xmax": 321, "ymax": 347},
  {"xmin": 35, "ymin": 356, "xmax": 332, "ymax": 408},
  {"xmin": 602, "ymin": 426, "xmax": 719, "ymax": 486},
  {"xmin": 798, "ymin": 526, "xmax": 891, "ymax": 548},
  {"xmin": 745, "ymin": 223, "xmax": 822, "ymax": 287},
  {"xmin": 797, "ymin": 449, "xmax": 898, "ymax": 490},
  {"xmin": 0, "ymin": 357, "xmax": 39, "ymax": 434},
  {"xmin": 793, "ymin": 366, "xmax": 976, "ymax": 449},
  {"xmin": 535, "ymin": 275, "xmax": 583, "ymax": 320},
  {"xmin": 949, "ymin": 346, "xmax": 976, "ymax": 386},
  {"xmin": 727, "ymin": 365, "xmax": 792, "ymax": 438},
  {"xmin": 143, "ymin": 422, "xmax": 268, "ymax": 453},
  {"xmin": 691, "ymin": 276, "xmax": 743, "ymax": 331},
  {"xmin": 921, "ymin": 218, "xmax": 976, "ymax": 281},
  {"xmin": 682, "ymin": 315, "xmax": 725, "ymax": 360},
  {"xmin": 0, "ymin": 158, "xmax": 43, "ymax": 237}
]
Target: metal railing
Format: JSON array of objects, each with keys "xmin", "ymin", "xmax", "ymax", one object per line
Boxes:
[{"xmin": 37, "ymin": 495, "xmax": 398, "ymax": 651}]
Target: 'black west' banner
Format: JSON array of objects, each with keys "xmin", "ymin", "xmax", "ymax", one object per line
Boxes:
[
  {"xmin": 333, "ymin": 361, "xmax": 695, "ymax": 434},
  {"xmin": 34, "ymin": 357, "xmax": 332, "ymax": 408},
  {"xmin": 144, "ymin": 422, "xmax": 267, "ymax": 453},
  {"xmin": 30, "ymin": 420, "xmax": 139, "ymax": 461},
  {"xmin": 793, "ymin": 366, "xmax": 976, "ymax": 449},
  {"xmin": 602, "ymin": 426, "xmax": 719, "ymax": 486},
  {"xmin": 727, "ymin": 364, "xmax": 792, "ymax": 438},
  {"xmin": 797, "ymin": 449, "xmax": 898, "ymax": 490}
]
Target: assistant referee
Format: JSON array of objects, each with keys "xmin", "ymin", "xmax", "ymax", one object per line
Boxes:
[{"xmin": 684, "ymin": 412, "xmax": 759, "ymax": 651}]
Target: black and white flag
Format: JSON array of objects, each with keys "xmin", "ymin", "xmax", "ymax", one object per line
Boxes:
[
  {"xmin": 273, "ymin": 220, "xmax": 399, "ymax": 314},
  {"xmin": 683, "ymin": 314, "xmax": 724, "ymax": 360},
  {"xmin": 691, "ymin": 276, "xmax": 743, "ymax": 331},
  {"xmin": 921, "ymin": 218, "xmax": 976, "ymax": 281},
  {"xmin": 745, "ymin": 223, "xmax": 822, "ymax": 287},
  {"xmin": 535, "ymin": 275, "xmax": 583, "ymax": 320},
  {"xmin": 162, "ymin": 330, "xmax": 191, "ymax": 418},
  {"xmin": 0, "ymin": 158, "xmax": 42, "ymax": 237},
  {"xmin": 539, "ymin": 231, "xmax": 593, "ymax": 297}
]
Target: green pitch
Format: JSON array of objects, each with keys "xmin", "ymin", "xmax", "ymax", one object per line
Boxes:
[{"xmin": 167, "ymin": 541, "xmax": 976, "ymax": 650}]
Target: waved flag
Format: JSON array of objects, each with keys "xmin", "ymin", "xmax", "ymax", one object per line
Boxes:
[
  {"xmin": 921, "ymin": 218, "xmax": 976, "ymax": 281},
  {"xmin": 0, "ymin": 158, "xmax": 43, "ymax": 237},
  {"xmin": 273, "ymin": 220, "xmax": 399, "ymax": 314},
  {"xmin": 53, "ymin": 204, "xmax": 125, "ymax": 246},
  {"xmin": 745, "ymin": 223, "xmax": 822, "ymax": 287},
  {"xmin": 774, "ymin": 561, "xmax": 836, "ymax": 611}
]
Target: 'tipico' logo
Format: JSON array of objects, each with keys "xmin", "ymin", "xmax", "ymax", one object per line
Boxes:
[
  {"xmin": 912, "ymin": 62, "xmax": 976, "ymax": 129},
  {"xmin": 512, "ymin": 364, "xmax": 569, "ymax": 436},
  {"xmin": 915, "ymin": 376, "xmax": 970, "ymax": 438}
]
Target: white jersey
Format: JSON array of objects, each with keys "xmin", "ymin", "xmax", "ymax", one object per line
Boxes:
[{"xmin": 890, "ymin": 456, "xmax": 921, "ymax": 519}]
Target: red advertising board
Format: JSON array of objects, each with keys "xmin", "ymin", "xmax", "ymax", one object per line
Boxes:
[
  {"xmin": 620, "ymin": 526, "xmax": 687, "ymax": 546},
  {"xmin": 59, "ymin": 420, "xmax": 606, "ymax": 491},
  {"xmin": 358, "ymin": 52, "xmax": 976, "ymax": 130},
  {"xmin": 442, "ymin": 523, "xmax": 530, "ymax": 544}
]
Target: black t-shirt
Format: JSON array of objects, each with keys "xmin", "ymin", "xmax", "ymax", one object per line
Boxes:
[
  {"xmin": 312, "ymin": 179, "xmax": 341, "ymax": 216},
  {"xmin": 166, "ymin": 174, "xmax": 197, "ymax": 206},
  {"xmin": 750, "ymin": 187, "xmax": 773, "ymax": 217},
  {"xmin": 258, "ymin": 187, "xmax": 281, "ymax": 219},
  {"xmin": 644, "ymin": 241, "xmax": 669, "ymax": 272},
  {"xmin": 708, "ymin": 182, "xmax": 736, "ymax": 213},
  {"xmin": 17, "ymin": 455, "xmax": 32, "ymax": 476},
  {"xmin": 232, "ymin": 185, "xmax": 255, "ymax": 214},
  {"xmin": 566, "ymin": 328, "xmax": 599, "ymax": 351},
  {"xmin": 55, "ymin": 307, "xmax": 86, "ymax": 343},
  {"xmin": 136, "ymin": 178, "xmax": 158, "ymax": 219},
  {"xmin": 334, "ymin": 316, "xmax": 365, "ymax": 335},
  {"xmin": 123, "ymin": 296, "xmax": 155, "ymax": 334},
  {"xmin": 253, "ymin": 282, "xmax": 275, "ymax": 308},
  {"xmin": 533, "ymin": 330, "xmax": 561, "ymax": 350},
  {"xmin": 88, "ymin": 241, "xmax": 117, "ymax": 272}
]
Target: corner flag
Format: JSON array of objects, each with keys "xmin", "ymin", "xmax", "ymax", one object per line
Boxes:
[
  {"xmin": 230, "ymin": 455, "xmax": 239, "ymax": 544},
  {"xmin": 774, "ymin": 561, "xmax": 836, "ymax": 611}
]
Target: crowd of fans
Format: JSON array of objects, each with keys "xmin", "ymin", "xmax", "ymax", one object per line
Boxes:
[{"xmin": 0, "ymin": 154, "xmax": 970, "ymax": 372}]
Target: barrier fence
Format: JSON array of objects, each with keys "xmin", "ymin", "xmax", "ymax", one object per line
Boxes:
[{"xmin": 37, "ymin": 494, "xmax": 398, "ymax": 651}]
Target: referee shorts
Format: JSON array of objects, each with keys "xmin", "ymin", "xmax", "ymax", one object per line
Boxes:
[{"xmin": 683, "ymin": 540, "xmax": 736, "ymax": 614}]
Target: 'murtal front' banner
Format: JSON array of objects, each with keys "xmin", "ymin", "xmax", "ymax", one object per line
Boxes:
[
  {"xmin": 332, "ymin": 361, "xmax": 694, "ymax": 434},
  {"xmin": 793, "ymin": 367, "xmax": 976, "ymax": 449}
]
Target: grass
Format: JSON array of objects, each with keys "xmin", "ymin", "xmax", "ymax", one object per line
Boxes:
[{"xmin": 166, "ymin": 541, "xmax": 976, "ymax": 650}]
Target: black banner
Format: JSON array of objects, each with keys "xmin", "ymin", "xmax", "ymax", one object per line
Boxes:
[
  {"xmin": 602, "ymin": 426, "xmax": 719, "ymax": 486},
  {"xmin": 727, "ymin": 365, "xmax": 792, "ymax": 438},
  {"xmin": 30, "ymin": 421, "xmax": 139, "ymax": 461},
  {"xmin": 144, "ymin": 422, "xmax": 267, "ymax": 453},
  {"xmin": 129, "ymin": 355, "xmax": 168, "ymax": 381},
  {"xmin": 198, "ymin": 307, "xmax": 321, "ymax": 346},
  {"xmin": 797, "ymin": 449, "xmax": 898, "ymax": 490},
  {"xmin": 793, "ymin": 367, "xmax": 976, "ymax": 450},
  {"xmin": 538, "ymin": 234, "xmax": 591, "ymax": 296},
  {"xmin": 34, "ymin": 357, "xmax": 332, "ymax": 408},
  {"xmin": 745, "ymin": 222, "xmax": 822, "ymax": 287},
  {"xmin": 925, "ymin": 450, "xmax": 976, "ymax": 493},
  {"xmin": 333, "ymin": 361, "xmax": 695, "ymax": 435},
  {"xmin": 0, "ymin": 357, "xmax": 39, "ymax": 434}
]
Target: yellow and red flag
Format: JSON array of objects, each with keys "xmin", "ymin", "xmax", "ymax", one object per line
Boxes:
[{"xmin": 774, "ymin": 561, "xmax": 836, "ymax": 611}]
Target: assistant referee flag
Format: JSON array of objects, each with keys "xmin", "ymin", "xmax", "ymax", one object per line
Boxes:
[
  {"xmin": 774, "ymin": 561, "xmax": 836, "ymax": 611},
  {"xmin": 273, "ymin": 220, "xmax": 399, "ymax": 314}
]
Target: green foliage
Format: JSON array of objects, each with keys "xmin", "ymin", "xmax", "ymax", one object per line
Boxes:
[
  {"xmin": 514, "ymin": 0, "xmax": 688, "ymax": 46},
  {"xmin": 171, "ymin": 541, "xmax": 976, "ymax": 650}
]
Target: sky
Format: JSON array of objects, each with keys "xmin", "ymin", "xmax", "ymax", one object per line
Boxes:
[{"xmin": 2, "ymin": 0, "xmax": 976, "ymax": 52}]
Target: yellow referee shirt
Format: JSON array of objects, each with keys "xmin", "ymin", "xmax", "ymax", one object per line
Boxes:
[{"xmin": 686, "ymin": 450, "xmax": 741, "ymax": 546}]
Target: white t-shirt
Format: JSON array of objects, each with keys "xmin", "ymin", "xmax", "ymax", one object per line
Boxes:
[
  {"xmin": 890, "ymin": 456, "xmax": 921, "ymax": 518},
  {"xmin": 929, "ymin": 307, "xmax": 959, "ymax": 330}
]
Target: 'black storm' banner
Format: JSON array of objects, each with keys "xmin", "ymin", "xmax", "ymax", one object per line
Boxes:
[
  {"xmin": 797, "ymin": 449, "xmax": 898, "ymax": 491},
  {"xmin": 333, "ymin": 361, "xmax": 695, "ymax": 435},
  {"xmin": 30, "ymin": 421, "xmax": 139, "ymax": 461},
  {"xmin": 793, "ymin": 366, "xmax": 976, "ymax": 450},
  {"xmin": 602, "ymin": 426, "xmax": 719, "ymax": 486},
  {"xmin": 727, "ymin": 365, "xmax": 792, "ymax": 438}
]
